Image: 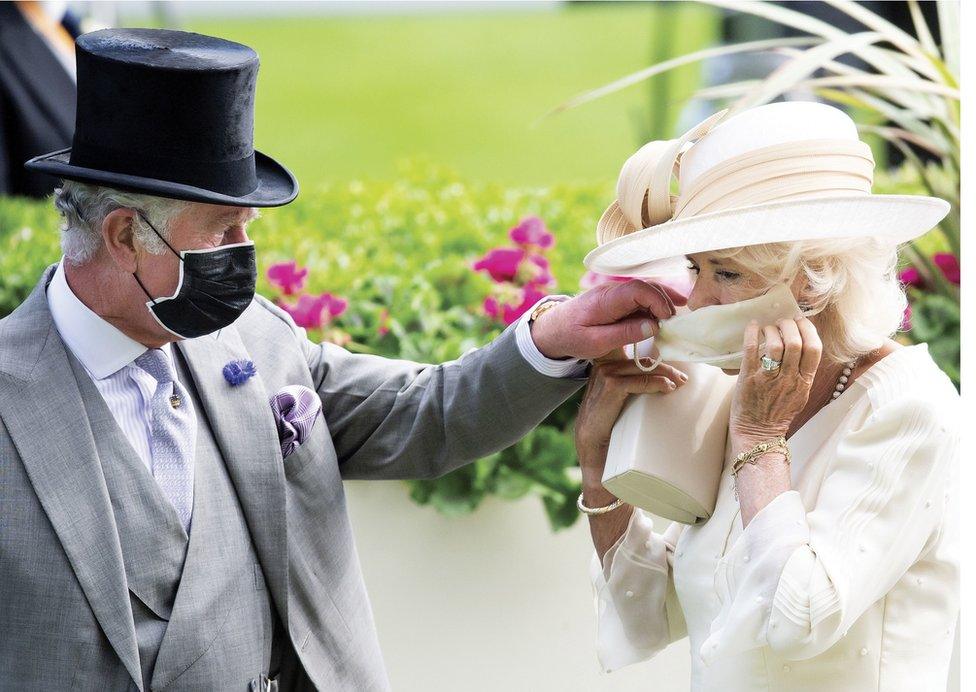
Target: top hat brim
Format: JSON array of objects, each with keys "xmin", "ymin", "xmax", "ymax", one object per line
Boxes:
[
  {"xmin": 584, "ymin": 194, "xmax": 952, "ymax": 277},
  {"xmin": 25, "ymin": 147, "xmax": 298, "ymax": 208}
]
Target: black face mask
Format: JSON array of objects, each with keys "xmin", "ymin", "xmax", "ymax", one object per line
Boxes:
[{"xmin": 132, "ymin": 212, "xmax": 257, "ymax": 339}]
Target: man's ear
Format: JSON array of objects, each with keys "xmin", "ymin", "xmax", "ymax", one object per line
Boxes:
[{"xmin": 101, "ymin": 208, "xmax": 140, "ymax": 274}]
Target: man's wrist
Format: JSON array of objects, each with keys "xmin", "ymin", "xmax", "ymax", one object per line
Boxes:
[{"xmin": 528, "ymin": 300, "xmax": 570, "ymax": 360}]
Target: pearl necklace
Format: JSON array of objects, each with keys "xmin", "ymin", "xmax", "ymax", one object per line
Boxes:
[{"xmin": 830, "ymin": 359, "xmax": 858, "ymax": 401}]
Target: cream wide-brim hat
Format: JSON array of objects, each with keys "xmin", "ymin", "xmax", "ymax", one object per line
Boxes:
[{"xmin": 583, "ymin": 101, "xmax": 951, "ymax": 277}]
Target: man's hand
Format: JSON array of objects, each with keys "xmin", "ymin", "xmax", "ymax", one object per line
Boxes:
[{"xmin": 530, "ymin": 279, "xmax": 687, "ymax": 361}]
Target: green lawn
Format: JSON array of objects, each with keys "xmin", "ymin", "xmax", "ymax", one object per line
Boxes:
[{"xmin": 185, "ymin": 3, "xmax": 718, "ymax": 189}]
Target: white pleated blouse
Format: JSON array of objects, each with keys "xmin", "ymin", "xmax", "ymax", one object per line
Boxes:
[{"xmin": 590, "ymin": 344, "xmax": 960, "ymax": 691}]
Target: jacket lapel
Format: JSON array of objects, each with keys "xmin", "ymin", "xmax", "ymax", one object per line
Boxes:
[
  {"xmin": 0, "ymin": 267, "xmax": 143, "ymax": 690},
  {"xmin": 176, "ymin": 328, "xmax": 290, "ymax": 627}
]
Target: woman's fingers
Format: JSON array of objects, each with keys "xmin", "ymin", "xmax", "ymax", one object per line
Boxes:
[
  {"xmin": 776, "ymin": 318, "xmax": 803, "ymax": 372},
  {"xmin": 742, "ymin": 320, "xmax": 761, "ymax": 372},
  {"xmin": 615, "ymin": 373, "xmax": 679, "ymax": 395},
  {"xmin": 796, "ymin": 317, "xmax": 823, "ymax": 377},
  {"xmin": 598, "ymin": 358, "xmax": 689, "ymax": 385},
  {"xmin": 762, "ymin": 323, "xmax": 784, "ymax": 365}
]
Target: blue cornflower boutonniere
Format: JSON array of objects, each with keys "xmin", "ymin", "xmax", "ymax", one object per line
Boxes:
[{"xmin": 223, "ymin": 359, "xmax": 257, "ymax": 386}]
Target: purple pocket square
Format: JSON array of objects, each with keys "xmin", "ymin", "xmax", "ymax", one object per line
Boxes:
[{"xmin": 269, "ymin": 385, "xmax": 322, "ymax": 459}]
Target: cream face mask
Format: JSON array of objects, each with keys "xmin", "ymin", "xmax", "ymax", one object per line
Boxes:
[{"xmin": 632, "ymin": 283, "xmax": 810, "ymax": 372}]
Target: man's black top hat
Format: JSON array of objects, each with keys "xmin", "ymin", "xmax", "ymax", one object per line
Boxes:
[{"xmin": 25, "ymin": 28, "xmax": 298, "ymax": 207}]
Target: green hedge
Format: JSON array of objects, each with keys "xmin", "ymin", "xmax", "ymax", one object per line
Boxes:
[{"xmin": 0, "ymin": 162, "xmax": 957, "ymax": 530}]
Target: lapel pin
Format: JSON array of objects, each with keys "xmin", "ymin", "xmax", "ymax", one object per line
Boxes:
[{"xmin": 223, "ymin": 359, "xmax": 257, "ymax": 386}]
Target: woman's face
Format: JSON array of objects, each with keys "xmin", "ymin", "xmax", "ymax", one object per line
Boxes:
[{"xmin": 685, "ymin": 251, "xmax": 765, "ymax": 311}]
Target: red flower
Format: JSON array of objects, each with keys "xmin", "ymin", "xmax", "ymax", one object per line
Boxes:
[
  {"xmin": 473, "ymin": 247, "xmax": 526, "ymax": 283},
  {"xmin": 509, "ymin": 216, "xmax": 554, "ymax": 250},
  {"xmin": 267, "ymin": 260, "xmax": 309, "ymax": 296},
  {"xmin": 377, "ymin": 308, "xmax": 390, "ymax": 336},
  {"xmin": 933, "ymin": 253, "xmax": 960, "ymax": 285}
]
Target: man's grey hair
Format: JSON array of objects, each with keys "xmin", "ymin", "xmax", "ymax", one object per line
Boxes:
[{"xmin": 53, "ymin": 180, "xmax": 190, "ymax": 266}]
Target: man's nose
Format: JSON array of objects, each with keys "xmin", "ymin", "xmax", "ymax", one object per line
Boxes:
[{"xmin": 224, "ymin": 226, "xmax": 250, "ymax": 245}]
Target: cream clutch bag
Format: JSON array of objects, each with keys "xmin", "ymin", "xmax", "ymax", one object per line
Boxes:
[{"xmin": 601, "ymin": 361, "xmax": 736, "ymax": 524}]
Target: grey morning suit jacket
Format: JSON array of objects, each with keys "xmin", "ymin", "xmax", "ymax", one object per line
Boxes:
[{"xmin": 0, "ymin": 264, "xmax": 587, "ymax": 690}]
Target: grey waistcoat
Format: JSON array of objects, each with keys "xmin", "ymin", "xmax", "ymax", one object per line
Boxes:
[{"xmin": 68, "ymin": 349, "xmax": 280, "ymax": 691}]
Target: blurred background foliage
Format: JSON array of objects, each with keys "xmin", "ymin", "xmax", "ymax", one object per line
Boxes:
[
  {"xmin": 0, "ymin": 1, "xmax": 959, "ymax": 530},
  {"xmin": 0, "ymin": 159, "xmax": 948, "ymax": 530}
]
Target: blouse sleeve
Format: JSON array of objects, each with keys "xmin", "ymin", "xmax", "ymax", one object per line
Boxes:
[
  {"xmin": 699, "ymin": 393, "xmax": 959, "ymax": 665},
  {"xmin": 590, "ymin": 508, "xmax": 688, "ymax": 671}
]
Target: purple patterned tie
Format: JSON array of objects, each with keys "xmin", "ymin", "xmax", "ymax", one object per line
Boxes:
[
  {"xmin": 135, "ymin": 348, "xmax": 196, "ymax": 533},
  {"xmin": 269, "ymin": 385, "xmax": 321, "ymax": 458}
]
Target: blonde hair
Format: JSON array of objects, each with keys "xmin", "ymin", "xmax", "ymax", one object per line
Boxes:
[{"xmin": 709, "ymin": 237, "xmax": 908, "ymax": 365}]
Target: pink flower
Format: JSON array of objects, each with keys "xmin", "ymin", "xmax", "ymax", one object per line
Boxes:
[
  {"xmin": 484, "ymin": 285, "xmax": 548, "ymax": 325},
  {"xmin": 320, "ymin": 292, "xmax": 348, "ymax": 318},
  {"xmin": 899, "ymin": 266, "xmax": 923, "ymax": 288},
  {"xmin": 483, "ymin": 296, "xmax": 501, "ymax": 320},
  {"xmin": 900, "ymin": 303, "xmax": 912, "ymax": 331},
  {"xmin": 267, "ymin": 260, "xmax": 309, "ymax": 296},
  {"xmin": 473, "ymin": 247, "xmax": 526, "ymax": 283},
  {"xmin": 377, "ymin": 308, "xmax": 390, "ymax": 336},
  {"xmin": 509, "ymin": 216, "xmax": 554, "ymax": 250},
  {"xmin": 933, "ymin": 253, "xmax": 960, "ymax": 285},
  {"xmin": 279, "ymin": 295, "xmax": 326, "ymax": 329},
  {"xmin": 278, "ymin": 292, "xmax": 347, "ymax": 329},
  {"xmin": 521, "ymin": 254, "xmax": 555, "ymax": 287},
  {"xmin": 503, "ymin": 285, "xmax": 548, "ymax": 324}
]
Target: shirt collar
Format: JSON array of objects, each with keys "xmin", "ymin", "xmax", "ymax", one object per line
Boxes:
[{"xmin": 47, "ymin": 258, "xmax": 171, "ymax": 379}]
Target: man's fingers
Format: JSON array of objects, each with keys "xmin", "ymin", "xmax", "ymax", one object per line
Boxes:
[
  {"xmin": 651, "ymin": 281, "xmax": 689, "ymax": 307},
  {"xmin": 597, "ymin": 279, "xmax": 676, "ymax": 323},
  {"xmin": 590, "ymin": 315, "xmax": 658, "ymax": 354}
]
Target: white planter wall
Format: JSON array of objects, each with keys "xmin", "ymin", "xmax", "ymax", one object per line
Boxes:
[{"xmin": 345, "ymin": 480, "xmax": 959, "ymax": 691}]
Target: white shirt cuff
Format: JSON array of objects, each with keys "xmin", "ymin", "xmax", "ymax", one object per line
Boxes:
[{"xmin": 514, "ymin": 294, "xmax": 589, "ymax": 378}]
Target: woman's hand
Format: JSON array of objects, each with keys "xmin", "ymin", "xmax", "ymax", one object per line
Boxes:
[
  {"xmin": 575, "ymin": 358, "xmax": 688, "ymax": 492},
  {"xmin": 729, "ymin": 317, "xmax": 823, "ymax": 451},
  {"xmin": 576, "ymin": 357, "xmax": 687, "ymax": 560}
]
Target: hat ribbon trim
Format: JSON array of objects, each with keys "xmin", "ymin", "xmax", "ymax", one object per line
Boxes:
[{"xmin": 598, "ymin": 123, "xmax": 877, "ymax": 247}]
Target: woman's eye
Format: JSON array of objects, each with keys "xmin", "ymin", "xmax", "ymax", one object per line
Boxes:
[
  {"xmin": 687, "ymin": 263, "xmax": 700, "ymax": 275},
  {"xmin": 716, "ymin": 270, "xmax": 741, "ymax": 280}
]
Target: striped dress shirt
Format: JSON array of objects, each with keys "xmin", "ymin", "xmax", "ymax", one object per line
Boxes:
[{"xmin": 46, "ymin": 259, "xmax": 194, "ymax": 471}]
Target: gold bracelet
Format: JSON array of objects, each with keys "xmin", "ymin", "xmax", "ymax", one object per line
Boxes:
[
  {"xmin": 731, "ymin": 436, "xmax": 790, "ymax": 476},
  {"xmin": 577, "ymin": 492, "xmax": 625, "ymax": 516}
]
